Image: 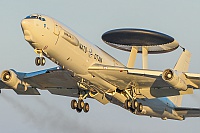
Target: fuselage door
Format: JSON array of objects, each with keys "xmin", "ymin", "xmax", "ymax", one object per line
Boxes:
[{"xmin": 54, "ymin": 22, "xmax": 60, "ymax": 36}]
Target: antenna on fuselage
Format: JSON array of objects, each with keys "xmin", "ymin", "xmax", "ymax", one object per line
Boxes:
[
  {"xmin": 102, "ymin": 28, "xmax": 180, "ymax": 69},
  {"xmin": 127, "ymin": 47, "xmax": 138, "ymax": 68},
  {"xmin": 126, "ymin": 46, "xmax": 148, "ymax": 69}
]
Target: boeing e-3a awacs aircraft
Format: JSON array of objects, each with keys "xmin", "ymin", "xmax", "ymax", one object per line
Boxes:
[{"xmin": 1, "ymin": 14, "xmax": 200, "ymax": 120}]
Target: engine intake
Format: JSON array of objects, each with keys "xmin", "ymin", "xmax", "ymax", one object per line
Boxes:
[
  {"xmin": 1, "ymin": 70, "xmax": 27, "ymax": 91},
  {"xmin": 162, "ymin": 69, "xmax": 188, "ymax": 91},
  {"xmin": 162, "ymin": 69, "xmax": 174, "ymax": 81}
]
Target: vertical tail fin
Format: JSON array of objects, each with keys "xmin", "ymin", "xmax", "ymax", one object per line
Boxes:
[
  {"xmin": 174, "ymin": 49, "xmax": 191, "ymax": 72},
  {"xmin": 168, "ymin": 49, "xmax": 191, "ymax": 106}
]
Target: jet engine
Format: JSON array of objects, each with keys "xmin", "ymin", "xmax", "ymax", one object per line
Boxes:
[
  {"xmin": 162, "ymin": 69, "xmax": 187, "ymax": 91},
  {"xmin": 1, "ymin": 70, "xmax": 27, "ymax": 91}
]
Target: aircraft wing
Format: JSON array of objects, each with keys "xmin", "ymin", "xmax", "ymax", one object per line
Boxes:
[
  {"xmin": 24, "ymin": 68, "xmax": 80, "ymax": 97},
  {"xmin": 88, "ymin": 64, "xmax": 199, "ymax": 99},
  {"xmin": 0, "ymin": 80, "xmax": 40, "ymax": 95},
  {"xmin": 0, "ymin": 67, "xmax": 80, "ymax": 97},
  {"xmin": 175, "ymin": 107, "xmax": 200, "ymax": 118},
  {"xmin": 0, "ymin": 80, "xmax": 8, "ymax": 89}
]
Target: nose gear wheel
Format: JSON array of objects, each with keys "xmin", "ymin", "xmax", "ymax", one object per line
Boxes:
[
  {"xmin": 35, "ymin": 57, "xmax": 46, "ymax": 66},
  {"xmin": 34, "ymin": 49, "xmax": 46, "ymax": 66}
]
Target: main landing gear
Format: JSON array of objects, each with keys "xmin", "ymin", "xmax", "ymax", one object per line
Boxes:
[
  {"xmin": 124, "ymin": 99, "xmax": 143, "ymax": 113},
  {"xmin": 71, "ymin": 99, "xmax": 90, "ymax": 113}
]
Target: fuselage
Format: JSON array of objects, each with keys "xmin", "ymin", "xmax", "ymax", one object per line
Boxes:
[
  {"xmin": 21, "ymin": 14, "xmax": 124, "ymax": 74},
  {"xmin": 21, "ymin": 14, "xmax": 183, "ymax": 120}
]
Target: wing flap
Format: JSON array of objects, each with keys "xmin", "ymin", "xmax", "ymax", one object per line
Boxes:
[
  {"xmin": 13, "ymin": 87, "xmax": 40, "ymax": 95},
  {"xmin": 1, "ymin": 80, "xmax": 40, "ymax": 95},
  {"xmin": 175, "ymin": 107, "xmax": 200, "ymax": 117},
  {"xmin": 0, "ymin": 80, "xmax": 9, "ymax": 89},
  {"xmin": 48, "ymin": 88, "xmax": 79, "ymax": 97}
]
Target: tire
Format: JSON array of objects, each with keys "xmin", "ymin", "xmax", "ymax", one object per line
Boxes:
[
  {"xmin": 71, "ymin": 99, "xmax": 77, "ymax": 109},
  {"xmin": 78, "ymin": 99, "xmax": 84, "ymax": 109},
  {"xmin": 137, "ymin": 103, "xmax": 143, "ymax": 112},
  {"xmin": 35, "ymin": 57, "xmax": 41, "ymax": 66},
  {"xmin": 76, "ymin": 108, "xmax": 82, "ymax": 113},
  {"xmin": 83, "ymin": 103, "xmax": 89, "ymax": 113},
  {"xmin": 130, "ymin": 107, "xmax": 135, "ymax": 113},
  {"xmin": 40, "ymin": 57, "xmax": 46, "ymax": 66},
  {"xmin": 132, "ymin": 100, "xmax": 138, "ymax": 109},
  {"xmin": 124, "ymin": 99, "xmax": 131, "ymax": 109}
]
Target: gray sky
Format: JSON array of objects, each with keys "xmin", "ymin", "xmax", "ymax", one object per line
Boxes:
[{"xmin": 0, "ymin": 0, "xmax": 200, "ymax": 133}]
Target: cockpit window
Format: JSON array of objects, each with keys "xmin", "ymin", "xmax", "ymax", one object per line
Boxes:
[
  {"xmin": 41, "ymin": 18, "xmax": 46, "ymax": 21},
  {"xmin": 25, "ymin": 15, "xmax": 46, "ymax": 21}
]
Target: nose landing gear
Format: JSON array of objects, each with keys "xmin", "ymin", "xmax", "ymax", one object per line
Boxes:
[
  {"xmin": 34, "ymin": 49, "xmax": 46, "ymax": 66},
  {"xmin": 71, "ymin": 99, "xmax": 90, "ymax": 113},
  {"xmin": 35, "ymin": 57, "xmax": 46, "ymax": 66}
]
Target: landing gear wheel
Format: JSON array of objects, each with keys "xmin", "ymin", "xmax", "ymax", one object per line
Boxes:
[
  {"xmin": 129, "ymin": 108, "xmax": 135, "ymax": 113},
  {"xmin": 137, "ymin": 103, "xmax": 143, "ymax": 112},
  {"xmin": 71, "ymin": 99, "xmax": 77, "ymax": 109},
  {"xmin": 35, "ymin": 57, "xmax": 41, "ymax": 66},
  {"xmin": 132, "ymin": 100, "xmax": 138, "ymax": 109},
  {"xmin": 78, "ymin": 99, "xmax": 85, "ymax": 109},
  {"xmin": 76, "ymin": 108, "xmax": 82, "ymax": 113},
  {"xmin": 40, "ymin": 57, "xmax": 46, "ymax": 66},
  {"xmin": 83, "ymin": 103, "xmax": 89, "ymax": 113},
  {"xmin": 124, "ymin": 99, "xmax": 131, "ymax": 109}
]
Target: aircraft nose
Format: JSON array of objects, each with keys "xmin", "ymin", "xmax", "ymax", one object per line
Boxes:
[
  {"xmin": 21, "ymin": 19, "xmax": 34, "ymax": 42},
  {"xmin": 21, "ymin": 19, "xmax": 30, "ymax": 31}
]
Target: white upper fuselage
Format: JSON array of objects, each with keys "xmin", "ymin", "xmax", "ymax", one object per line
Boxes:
[
  {"xmin": 21, "ymin": 14, "xmax": 124, "ymax": 75},
  {"xmin": 20, "ymin": 14, "xmax": 183, "ymax": 120}
]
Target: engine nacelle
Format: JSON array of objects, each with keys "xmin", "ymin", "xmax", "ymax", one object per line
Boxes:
[
  {"xmin": 1, "ymin": 70, "xmax": 27, "ymax": 91},
  {"xmin": 162, "ymin": 69, "xmax": 188, "ymax": 91}
]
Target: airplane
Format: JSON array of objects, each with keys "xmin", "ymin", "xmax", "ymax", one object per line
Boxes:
[{"xmin": 0, "ymin": 13, "xmax": 200, "ymax": 120}]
